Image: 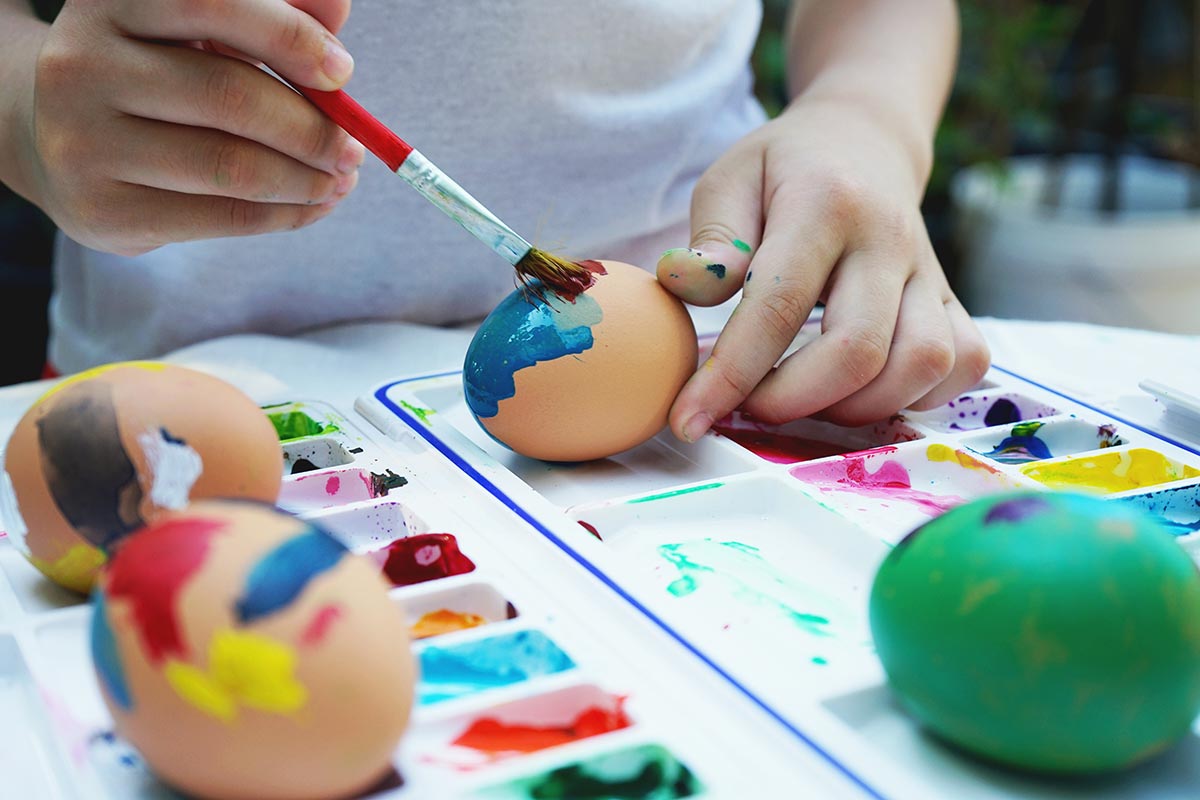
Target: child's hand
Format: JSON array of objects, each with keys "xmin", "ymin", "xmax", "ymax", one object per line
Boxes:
[
  {"xmin": 658, "ymin": 98, "xmax": 990, "ymax": 442},
  {"xmin": 16, "ymin": 0, "xmax": 364, "ymax": 255}
]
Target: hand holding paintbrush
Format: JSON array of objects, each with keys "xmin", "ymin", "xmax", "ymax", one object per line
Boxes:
[{"xmin": 287, "ymin": 84, "xmax": 596, "ymax": 299}]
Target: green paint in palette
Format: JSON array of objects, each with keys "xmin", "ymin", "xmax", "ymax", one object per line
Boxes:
[
  {"xmin": 263, "ymin": 408, "xmax": 338, "ymax": 441},
  {"xmin": 627, "ymin": 482, "xmax": 723, "ymax": 504},
  {"xmin": 472, "ymin": 743, "xmax": 701, "ymax": 799},
  {"xmin": 657, "ymin": 540, "xmax": 832, "ymax": 637}
]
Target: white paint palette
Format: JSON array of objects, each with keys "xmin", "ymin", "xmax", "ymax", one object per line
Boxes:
[{"xmin": 2, "ymin": 347, "xmax": 1200, "ymax": 799}]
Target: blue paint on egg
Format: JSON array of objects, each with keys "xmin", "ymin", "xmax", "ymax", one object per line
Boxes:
[
  {"xmin": 91, "ymin": 591, "xmax": 133, "ymax": 710},
  {"xmin": 463, "ymin": 284, "xmax": 603, "ymax": 420},
  {"xmin": 234, "ymin": 528, "xmax": 347, "ymax": 624}
]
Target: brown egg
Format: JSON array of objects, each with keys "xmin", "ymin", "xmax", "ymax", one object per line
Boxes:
[
  {"xmin": 2, "ymin": 362, "xmax": 282, "ymax": 593},
  {"xmin": 91, "ymin": 500, "xmax": 416, "ymax": 800},
  {"xmin": 463, "ymin": 261, "xmax": 697, "ymax": 461}
]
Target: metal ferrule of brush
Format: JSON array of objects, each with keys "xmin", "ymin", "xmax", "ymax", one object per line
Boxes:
[{"xmin": 396, "ymin": 150, "xmax": 531, "ymax": 266}]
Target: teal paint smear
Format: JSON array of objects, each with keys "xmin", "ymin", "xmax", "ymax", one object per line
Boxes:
[
  {"xmin": 733, "ymin": 239, "xmax": 752, "ymax": 253},
  {"xmin": 473, "ymin": 743, "xmax": 701, "ymax": 799},
  {"xmin": 463, "ymin": 288, "xmax": 603, "ymax": 419},
  {"xmin": 418, "ymin": 630, "xmax": 574, "ymax": 705},
  {"xmin": 627, "ymin": 482, "xmax": 724, "ymax": 504},
  {"xmin": 657, "ymin": 540, "xmax": 832, "ymax": 637}
]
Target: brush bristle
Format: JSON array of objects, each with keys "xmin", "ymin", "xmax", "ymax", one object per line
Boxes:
[{"xmin": 514, "ymin": 249, "xmax": 598, "ymax": 300}]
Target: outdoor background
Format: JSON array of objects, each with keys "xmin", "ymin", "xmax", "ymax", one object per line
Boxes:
[{"xmin": 1, "ymin": 0, "xmax": 1195, "ymax": 385}]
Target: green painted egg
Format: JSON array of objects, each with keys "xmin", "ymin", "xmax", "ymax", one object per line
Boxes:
[{"xmin": 869, "ymin": 491, "xmax": 1200, "ymax": 773}]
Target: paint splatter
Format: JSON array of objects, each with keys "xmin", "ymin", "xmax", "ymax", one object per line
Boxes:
[
  {"xmin": 290, "ymin": 457, "xmax": 319, "ymax": 475},
  {"xmin": 705, "ymin": 263, "xmax": 726, "ymax": 279},
  {"xmin": 368, "ymin": 469, "xmax": 408, "ymax": 495},
  {"xmin": 463, "ymin": 286, "xmax": 603, "ymax": 419},
  {"xmin": 104, "ymin": 516, "xmax": 227, "ymax": 663},
  {"xmin": 921, "ymin": 394, "xmax": 1059, "ymax": 433},
  {"xmin": 1117, "ymin": 484, "xmax": 1200, "ymax": 537},
  {"xmin": 733, "ymin": 239, "xmax": 752, "ymax": 253},
  {"xmin": 1022, "ymin": 449, "xmax": 1200, "ymax": 495},
  {"xmin": 712, "ymin": 418, "xmax": 849, "ymax": 464},
  {"xmin": 474, "ymin": 744, "xmax": 701, "ymax": 799},
  {"xmin": 373, "ymin": 533, "xmax": 476, "ymax": 587},
  {"xmin": 399, "ymin": 400, "xmax": 436, "ymax": 425},
  {"xmin": 411, "ymin": 609, "xmax": 487, "ymax": 640},
  {"xmin": 91, "ymin": 592, "xmax": 133, "ymax": 709},
  {"xmin": 577, "ymin": 520, "xmax": 603, "ymax": 541},
  {"xmin": 451, "ymin": 698, "xmax": 631, "ymax": 757},
  {"xmin": 418, "ymin": 630, "xmax": 575, "ymax": 704},
  {"xmin": 658, "ymin": 540, "xmax": 832, "ymax": 637},
  {"xmin": 627, "ymin": 482, "xmax": 723, "ymax": 504},
  {"xmin": 37, "ymin": 382, "xmax": 145, "ymax": 552},
  {"xmin": 235, "ymin": 528, "xmax": 347, "ymax": 624}
]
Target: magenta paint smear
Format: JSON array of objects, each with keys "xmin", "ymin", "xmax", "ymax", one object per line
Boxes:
[{"xmin": 789, "ymin": 448, "xmax": 966, "ymax": 516}]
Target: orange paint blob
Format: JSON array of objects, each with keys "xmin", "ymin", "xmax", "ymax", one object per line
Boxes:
[
  {"xmin": 451, "ymin": 699, "xmax": 631, "ymax": 756},
  {"xmin": 410, "ymin": 609, "xmax": 486, "ymax": 640}
]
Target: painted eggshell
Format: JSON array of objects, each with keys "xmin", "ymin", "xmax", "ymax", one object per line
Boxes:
[
  {"xmin": 1, "ymin": 361, "xmax": 283, "ymax": 593},
  {"xmin": 870, "ymin": 491, "xmax": 1200, "ymax": 773},
  {"xmin": 91, "ymin": 500, "xmax": 415, "ymax": 800},
  {"xmin": 463, "ymin": 261, "xmax": 697, "ymax": 462}
]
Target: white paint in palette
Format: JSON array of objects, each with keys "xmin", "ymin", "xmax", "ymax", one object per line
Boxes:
[{"xmin": 136, "ymin": 429, "xmax": 202, "ymax": 510}]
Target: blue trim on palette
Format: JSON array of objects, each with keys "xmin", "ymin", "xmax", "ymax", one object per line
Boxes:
[
  {"xmin": 373, "ymin": 376, "xmax": 887, "ymax": 800},
  {"xmin": 990, "ymin": 364, "xmax": 1200, "ymax": 458}
]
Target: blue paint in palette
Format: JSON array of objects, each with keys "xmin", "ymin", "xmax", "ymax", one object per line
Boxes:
[
  {"xmin": 462, "ymin": 286, "xmax": 603, "ymax": 419},
  {"xmin": 1116, "ymin": 482, "xmax": 1200, "ymax": 537},
  {"xmin": 417, "ymin": 629, "xmax": 575, "ymax": 704},
  {"xmin": 90, "ymin": 592, "xmax": 133, "ymax": 710},
  {"xmin": 235, "ymin": 528, "xmax": 347, "ymax": 623}
]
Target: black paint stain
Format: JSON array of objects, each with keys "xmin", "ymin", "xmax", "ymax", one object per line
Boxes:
[
  {"xmin": 745, "ymin": 270, "xmax": 753, "ymax": 283},
  {"xmin": 984, "ymin": 398, "xmax": 1021, "ymax": 427},
  {"xmin": 369, "ymin": 469, "xmax": 408, "ymax": 496},
  {"xmin": 289, "ymin": 457, "xmax": 320, "ymax": 475},
  {"xmin": 706, "ymin": 263, "xmax": 727, "ymax": 279},
  {"xmin": 37, "ymin": 382, "xmax": 145, "ymax": 551}
]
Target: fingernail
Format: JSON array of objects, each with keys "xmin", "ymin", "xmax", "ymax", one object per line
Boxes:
[
  {"xmin": 681, "ymin": 412, "xmax": 713, "ymax": 444},
  {"xmin": 323, "ymin": 42, "xmax": 354, "ymax": 83},
  {"xmin": 332, "ymin": 170, "xmax": 358, "ymax": 198},
  {"xmin": 336, "ymin": 142, "xmax": 365, "ymax": 175}
]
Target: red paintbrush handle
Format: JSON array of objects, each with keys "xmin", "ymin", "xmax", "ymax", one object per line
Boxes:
[{"xmin": 294, "ymin": 86, "xmax": 414, "ymax": 172}]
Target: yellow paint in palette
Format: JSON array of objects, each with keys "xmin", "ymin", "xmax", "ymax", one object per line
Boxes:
[{"xmin": 1021, "ymin": 448, "xmax": 1200, "ymax": 494}]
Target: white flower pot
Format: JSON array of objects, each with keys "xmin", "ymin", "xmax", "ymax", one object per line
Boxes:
[{"xmin": 951, "ymin": 154, "xmax": 1200, "ymax": 333}]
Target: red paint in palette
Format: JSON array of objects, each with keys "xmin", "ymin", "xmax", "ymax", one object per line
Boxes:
[
  {"xmin": 451, "ymin": 698, "xmax": 631, "ymax": 756},
  {"xmin": 711, "ymin": 421, "xmax": 851, "ymax": 464},
  {"xmin": 104, "ymin": 516, "xmax": 227, "ymax": 663},
  {"xmin": 374, "ymin": 533, "xmax": 475, "ymax": 587}
]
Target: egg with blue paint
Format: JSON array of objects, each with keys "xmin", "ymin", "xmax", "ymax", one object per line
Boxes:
[
  {"xmin": 463, "ymin": 261, "xmax": 697, "ymax": 461},
  {"xmin": 1, "ymin": 362, "xmax": 283, "ymax": 594},
  {"xmin": 90, "ymin": 500, "xmax": 415, "ymax": 800},
  {"xmin": 870, "ymin": 491, "xmax": 1200, "ymax": 773}
]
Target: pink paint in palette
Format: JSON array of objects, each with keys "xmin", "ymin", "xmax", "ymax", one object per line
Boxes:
[{"xmin": 7, "ymin": 351, "xmax": 1200, "ymax": 799}]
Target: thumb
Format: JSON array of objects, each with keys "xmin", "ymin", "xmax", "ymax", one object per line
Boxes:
[{"xmin": 656, "ymin": 157, "xmax": 763, "ymax": 306}]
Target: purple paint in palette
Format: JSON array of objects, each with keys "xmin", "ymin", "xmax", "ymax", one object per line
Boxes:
[{"xmin": 914, "ymin": 392, "xmax": 1059, "ymax": 434}]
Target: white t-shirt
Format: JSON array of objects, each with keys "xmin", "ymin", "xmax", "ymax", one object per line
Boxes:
[{"xmin": 50, "ymin": 0, "xmax": 767, "ymax": 372}]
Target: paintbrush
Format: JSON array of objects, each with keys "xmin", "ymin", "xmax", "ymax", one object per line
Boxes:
[{"xmin": 289, "ymin": 84, "xmax": 595, "ymax": 298}]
